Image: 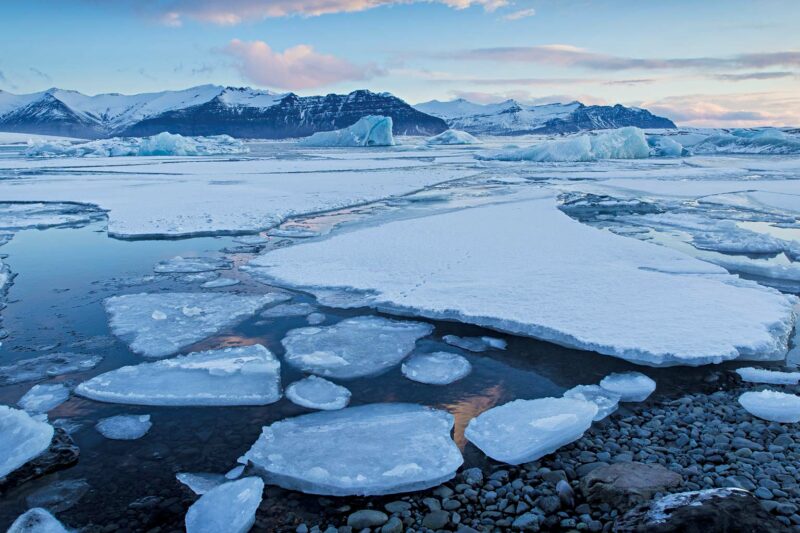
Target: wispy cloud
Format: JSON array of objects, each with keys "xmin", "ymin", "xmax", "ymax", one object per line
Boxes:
[
  {"xmin": 29, "ymin": 67, "xmax": 51, "ymax": 82},
  {"xmin": 222, "ymin": 39, "xmax": 384, "ymax": 90},
  {"xmin": 502, "ymin": 7, "xmax": 535, "ymax": 20},
  {"xmin": 639, "ymin": 92, "xmax": 800, "ymax": 127},
  {"xmin": 713, "ymin": 71, "xmax": 797, "ymax": 81}
]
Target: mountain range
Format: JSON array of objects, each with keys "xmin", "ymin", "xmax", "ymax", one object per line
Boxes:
[{"xmin": 0, "ymin": 85, "xmax": 675, "ymax": 139}]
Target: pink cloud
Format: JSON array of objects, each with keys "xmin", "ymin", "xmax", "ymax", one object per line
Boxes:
[
  {"xmin": 223, "ymin": 39, "xmax": 383, "ymax": 90},
  {"xmin": 639, "ymin": 92, "xmax": 800, "ymax": 127}
]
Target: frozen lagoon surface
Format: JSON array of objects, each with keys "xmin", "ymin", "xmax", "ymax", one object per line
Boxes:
[{"xmin": 0, "ymin": 139, "xmax": 799, "ymax": 528}]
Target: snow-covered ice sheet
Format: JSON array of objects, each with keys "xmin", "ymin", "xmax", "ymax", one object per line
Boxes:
[
  {"xmin": 401, "ymin": 352, "xmax": 472, "ymax": 385},
  {"xmin": 464, "ymin": 397, "xmax": 598, "ymax": 464},
  {"xmin": 18, "ymin": 384, "xmax": 70, "ymax": 413},
  {"xmin": 281, "ymin": 316, "xmax": 433, "ymax": 379},
  {"xmin": 154, "ymin": 256, "xmax": 231, "ymax": 274},
  {"xmin": 25, "ymin": 132, "xmax": 248, "ymax": 158},
  {"xmin": 176, "ymin": 472, "xmax": 226, "ymax": 495},
  {"xmin": 0, "ymin": 353, "xmax": 103, "ymax": 385},
  {"xmin": 242, "ymin": 403, "xmax": 462, "ymax": 496},
  {"xmin": 7, "ymin": 508, "xmax": 70, "ymax": 533},
  {"xmin": 184, "ymin": 477, "xmax": 264, "ymax": 533},
  {"xmin": 563, "ymin": 385, "xmax": 621, "ymax": 421},
  {"xmin": 0, "ymin": 406, "xmax": 54, "ymax": 479},
  {"xmin": 249, "ymin": 191, "xmax": 797, "ymax": 366},
  {"xmin": 443, "ymin": 335, "xmax": 506, "ymax": 352},
  {"xmin": 735, "ymin": 367, "xmax": 800, "ymax": 385},
  {"xmin": 285, "ymin": 376, "xmax": 351, "ymax": 410},
  {"xmin": 76, "ymin": 344, "xmax": 281, "ymax": 406},
  {"xmin": 739, "ymin": 390, "xmax": 800, "ymax": 423},
  {"xmin": 599, "ymin": 372, "xmax": 656, "ymax": 402},
  {"xmin": 95, "ymin": 414, "xmax": 152, "ymax": 440},
  {"xmin": 105, "ymin": 292, "xmax": 282, "ymax": 358},
  {"xmin": 299, "ymin": 116, "xmax": 394, "ymax": 147},
  {"xmin": 427, "ymin": 129, "xmax": 481, "ymax": 145}
]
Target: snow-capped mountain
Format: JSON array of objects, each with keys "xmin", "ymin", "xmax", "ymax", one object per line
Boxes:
[
  {"xmin": 414, "ymin": 98, "xmax": 675, "ymax": 135},
  {"xmin": 0, "ymin": 86, "xmax": 447, "ymax": 139}
]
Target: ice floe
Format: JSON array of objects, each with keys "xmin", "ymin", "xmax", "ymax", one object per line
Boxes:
[
  {"xmin": 7, "ymin": 508, "xmax": 70, "ymax": 533},
  {"xmin": 25, "ymin": 132, "xmax": 248, "ymax": 158},
  {"xmin": 285, "ymin": 376, "xmax": 351, "ymax": 410},
  {"xmin": 201, "ymin": 278, "xmax": 240, "ymax": 288},
  {"xmin": 426, "ymin": 129, "xmax": 481, "ymax": 145},
  {"xmin": 401, "ymin": 352, "xmax": 472, "ymax": 385},
  {"xmin": 465, "ymin": 397, "xmax": 598, "ymax": 464},
  {"xmin": 306, "ymin": 312, "xmax": 326, "ymax": 325},
  {"xmin": 563, "ymin": 385, "xmax": 621, "ymax": 421},
  {"xmin": 735, "ymin": 367, "xmax": 800, "ymax": 385},
  {"xmin": 443, "ymin": 335, "xmax": 507, "ymax": 352},
  {"xmin": 599, "ymin": 372, "xmax": 656, "ymax": 402},
  {"xmin": 249, "ymin": 191, "xmax": 796, "ymax": 366},
  {"xmin": 154, "ymin": 256, "xmax": 232, "ymax": 274},
  {"xmin": 0, "ymin": 406, "xmax": 54, "ymax": 479},
  {"xmin": 281, "ymin": 316, "xmax": 433, "ymax": 379},
  {"xmin": 105, "ymin": 292, "xmax": 283, "ymax": 358},
  {"xmin": 299, "ymin": 116, "xmax": 394, "ymax": 147},
  {"xmin": 176, "ymin": 472, "xmax": 226, "ymax": 495},
  {"xmin": 185, "ymin": 477, "xmax": 264, "ymax": 533},
  {"xmin": 242, "ymin": 403, "xmax": 462, "ymax": 496},
  {"xmin": 260, "ymin": 302, "xmax": 316, "ymax": 318},
  {"xmin": 0, "ymin": 202, "xmax": 103, "ymax": 231},
  {"xmin": 77, "ymin": 344, "xmax": 281, "ymax": 406},
  {"xmin": 0, "ymin": 352, "xmax": 103, "ymax": 385},
  {"xmin": 738, "ymin": 390, "xmax": 800, "ymax": 423},
  {"xmin": 18, "ymin": 384, "xmax": 70, "ymax": 413},
  {"xmin": 95, "ymin": 414, "xmax": 152, "ymax": 440}
]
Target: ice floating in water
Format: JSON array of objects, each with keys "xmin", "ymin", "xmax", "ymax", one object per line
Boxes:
[
  {"xmin": 76, "ymin": 344, "xmax": 281, "ymax": 406},
  {"xmin": 563, "ymin": 384, "xmax": 621, "ymax": 421},
  {"xmin": 299, "ymin": 116, "xmax": 395, "ymax": 147},
  {"xmin": 443, "ymin": 334, "xmax": 506, "ymax": 352},
  {"xmin": 0, "ymin": 202, "xmax": 103, "ymax": 231},
  {"xmin": 25, "ymin": 132, "xmax": 248, "ymax": 158},
  {"xmin": 95, "ymin": 414, "xmax": 152, "ymax": 440},
  {"xmin": 600, "ymin": 372, "xmax": 656, "ymax": 402},
  {"xmin": 0, "ymin": 406, "xmax": 54, "ymax": 478},
  {"xmin": 177, "ymin": 473, "xmax": 227, "ymax": 495},
  {"xmin": 426, "ymin": 129, "xmax": 482, "ymax": 145},
  {"xmin": 478, "ymin": 127, "xmax": 650, "ymax": 162},
  {"xmin": 282, "ymin": 316, "xmax": 432, "ymax": 379},
  {"xmin": 18, "ymin": 384, "xmax": 70, "ymax": 413},
  {"xmin": 7, "ymin": 508, "xmax": 70, "ymax": 533},
  {"xmin": 285, "ymin": 376, "xmax": 351, "ymax": 410},
  {"xmin": 401, "ymin": 352, "xmax": 472, "ymax": 385},
  {"xmin": 0, "ymin": 352, "xmax": 102, "ymax": 385},
  {"xmin": 243, "ymin": 403, "xmax": 462, "ymax": 496},
  {"xmin": 739, "ymin": 390, "xmax": 800, "ymax": 423},
  {"xmin": 465, "ymin": 397, "xmax": 598, "ymax": 465},
  {"xmin": 105, "ymin": 292, "xmax": 283, "ymax": 358},
  {"xmin": 201, "ymin": 278, "xmax": 240, "ymax": 288},
  {"xmin": 306, "ymin": 312, "xmax": 326, "ymax": 325},
  {"xmin": 225, "ymin": 465, "xmax": 245, "ymax": 480},
  {"xmin": 693, "ymin": 128, "xmax": 800, "ymax": 155},
  {"xmin": 260, "ymin": 302, "xmax": 316, "ymax": 318},
  {"xmin": 735, "ymin": 367, "xmax": 800, "ymax": 385},
  {"xmin": 185, "ymin": 477, "xmax": 264, "ymax": 533},
  {"xmin": 154, "ymin": 256, "xmax": 232, "ymax": 274}
]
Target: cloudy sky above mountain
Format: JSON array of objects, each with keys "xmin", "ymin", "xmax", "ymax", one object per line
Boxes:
[{"xmin": 0, "ymin": 0, "xmax": 798, "ymax": 126}]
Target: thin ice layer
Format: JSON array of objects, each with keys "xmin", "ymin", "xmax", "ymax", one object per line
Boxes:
[
  {"xmin": 735, "ymin": 367, "xmax": 800, "ymax": 385},
  {"xmin": 443, "ymin": 335, "xmax": 506, "ymax": 352},
  {"xmin": 242, "ymin": 403, "xmax": 463, "ymax": 496},
  {"xmin": 76, "ymin": 344, "xmax": 281, "ymax": 406},
  {"xmin": 401, "ymin": 352, "xmax": 472, "ymax": 385},
  {"xmin": 281, "ymin": 316, "xmax": 433, "ymax": 379},
  {"xmin": 0, "ymin": 352, "xmax": 102, "ymax": 385},
  {"xmin": 249, "ymin": 192, "xmax": 797, "ymax": 366},
  {"xmin": 105, "ymin": 292, "xmax": 283, "ymax": 358},
  {"xmin": 177, "ymin": 472, "xmax": 227, "ymax": 495},
  {"xmin": 299, "ymin": 116, "xmax": 394, "ymax": 147},
  {"xmin": 0, "ymin": 406, "xmax": 54, "ymax": 478},
  {"xmin": 154, "ymin": 256, "xmax": 232, "ymax": 274},
  {"xmin": 185, "ymin": 477, "xmax": 264, "ymax": 533},
  {"xmin": 600, "ymin": 372, "xmax": 656, "ymax": 402},
  {"xmin": 465, "ymin": 397, "xmax": 598, "ymax": 464},
  {"xmin": 739, "ymin": 390, "xmax": 800, "ymax": 423},
  {"xmin": 285, "ymin": 376, "xmax": 351, "ymax": 410},
  {"xmin": 95, "ymin": 414, "xmax": 152, "ymax": 440},
  {"xmin": 18, "ymin": 384, "xmax": 70, "ymax": 413}
]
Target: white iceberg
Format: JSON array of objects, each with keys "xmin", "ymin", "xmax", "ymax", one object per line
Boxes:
[
  {"xmin": 285, "ymin": 376, "xmax": 351, "ymax": 410},
  {"xmin": 299, "ymin": 116, "xmax": 395, "ymax": 147},
  {"xmin": 426, "ymin": 129, "xmax": 482, "ymax": 145},
  {"xmin": 281, "ymin": 316, "xmax": 432, "ymax": 379},
  {"xmin": 563, "ymin": 384, "xmax": 621, "ymax": 421},
  {"xmin": 242, "ymin": 403, "xmax": 462, "ymax": 496},
  {"xmin": 25, "ymin": 132, "xmax": 248, "ymax": 158},
  {"xmin": 7, "ymin": 508, "xmax": 70, "ymax": 533},
  {"xmin": 176, "ymin": 472, "xmax": 227, "ymax": 495},
  {"xmin": 739, "ymin": 390, "xmax": 800, "ymax": 423},
  {"xmin": 0, "ymin": 406, "xmax": 54, "ymax": 479},
  {"xmin": 76, "ymin": 344, "xmax": 281, "ymax": 406},
  {"xmin": 464, "ymin": 397, "xmax": 598, "ymax": 465},
  {"xmin": 443, "ymin": 335, "xmax": 507, "ymax": 352},
  {"xmin": 18, "ymin": 384, "xmax": 70, "ymax": 413},
  {"xmin": 599, "ymin": 372, "xmax": 656, "ymax": 402},
  {"xmin": 0, "ymin": 352, "xmax": 102, "ymax": 385},
  {"xmin": 185, "ymin": 477, "xmax": 264, "ymax": 533},
  {"xmin": 154, "ymin": 256, "xmax": 232, "ymax": 274},
  {"xmin": 95, "ymin": 414, "xmax": 152, "ymax": 440},
  {"xmin": 105, "ymin": 292, "xmax": 283, "ymax": 358},
  {"xmin": 735, "ymin": 367, "xmax": 800, "ymax": 385},
  {"xmin": 260, "ymin": 302, "xmax": 316, "ymax": 318},
  {"xmin": 401, "ymin": 352, "xmax": 472, "ymax": 385}
]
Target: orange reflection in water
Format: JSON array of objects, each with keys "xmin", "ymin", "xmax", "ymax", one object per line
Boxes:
[{"xmin": 441, "ymin": 384, "xmax": 504, "ymax": 449}]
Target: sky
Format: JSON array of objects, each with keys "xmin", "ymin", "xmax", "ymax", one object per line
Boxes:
[{"xmin": 0, "ymin": 0, "xmax": 799, "ymax": 126}]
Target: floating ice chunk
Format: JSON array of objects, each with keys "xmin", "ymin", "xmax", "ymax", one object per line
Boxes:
[
  {"xmin": 201, "ymin": 278, "xmax": 240, "ymax": 288},
  {"xmin": 299, "ymin": 116, "xmax": 395, "ymax": 147},
  {"xmin": 646, "ymin": 135, "xmax": 685, "ymax": 157},
  {"xmin": 306, "ymin": 312, "xmax": 326, "ymax": 325},
  {"xmin": 177, "ymin": 472, "xmax": 226, "ymax": 495},
  {"xmin": 465, "ymin": 397, "xmax": 598, "ymax": 465},
  {"xmin": 154, "ymin": 256, "xmax": 232, "ymax": 274},
  {"xmin": 735, "ymin": 367, "xmax": 800, "ymax": 385},
  {"xmin": 426, "ymin": 129, "xmax": 482, "ymax": 145},
  {"xmin": 260, "ymin": 302, "xmax": 316, "ymax": 318},
  {"xmin": 76, "ymin": 344, "xmax": 281, "ymax": 406},
  {"xmin": 443, "ymin": 335, "xmax": 506, "ymax": 352},
  {"xmin": 7, "ymin": 508, "xmax": 69, "ymax": 533},
  {"xmin": 0, "ymin": 352, "xmax": 102, "ymax": 385},
  {"xmin": 282, "ymin": 316, "xmax": 432, "ymax": 379},
  {"xmin": 185, "ymin": 477, "xmax": 264, "ymax": 533},
  {"xmin": 242, "ymin": 403, "xmax": 462, "ymax": 496},
  {"xmin": 739, "ymin": 390, "xmax": 800, "ymax": 423},
  {"xmin": 95, "ymin": 414, "xmax": 152, "ymax": 440},
  {"xmin": 26, "ymin": 479, "xmax": 90, "ymax": 513},
  {"xmin": 18, "ymin": 384, "xmax": 70, "ymax": 413},
  {"xmin": 0, "ymin": 406, "xmax": 54, "ymax": 479},
  {"xmin": 25, "ymin": 132, "xmax": 249, "ymax": 158},
  {"xmin": 225, "ymin": 465, "xmax": 246, "ymax": 480},
  {"xmin": 105, "ymin": 292, "xmax": 282, "ymax": 358},
  {"xmin": 563, "ymin": 384, "xmax": 621, "ymax": 421},
  {"xmin": 600, "ymin": 372, "xmax": 656, "ymax": 402},
  {"xmin": 285, "ymin": 376, "xmax": 351, "ymax": 410},
  {"xmin": 401, "ymin": 352, "xmax": 472, "ymax": 385}
]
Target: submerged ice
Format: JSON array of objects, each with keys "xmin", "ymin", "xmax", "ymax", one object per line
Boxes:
[
  {"xmin": 443, "ymin": 335, "xmax": 507, "ymax": 352},
  {"xmin": 299, "ymin": 116, "xmax": 395, "ymax": 147},
  {"xmin": 25, "ymin": 132, "xmax": 248, "ymax": 158},
  {"xmin": 0, "ymin": 352, "xmax": 102, "ymax": 385},
  {"xmin": 0, "ymin": 406, "xmax": 54, "ymax": 479},
  {"xmin": 7, "ymin": 508, "xmax": 70, "ymax": 533},
  {"xmin": 285, "ymin": 376, "xmax": 351, "ymax": 410},
  {"xmin": 18, "ymin": 383, "xmax": 70, "ymax": 413},
  {"xmin": 401, "ymin": 352, "xmax": 472, "ymax": 385}
]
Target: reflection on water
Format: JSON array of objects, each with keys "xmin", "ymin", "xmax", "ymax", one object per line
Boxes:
[{"xmin": 443, "ymin": 384, "xmax": 504, "ymax": 449}]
